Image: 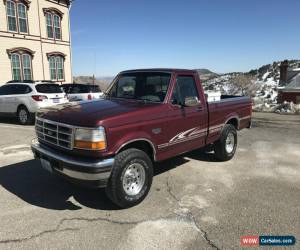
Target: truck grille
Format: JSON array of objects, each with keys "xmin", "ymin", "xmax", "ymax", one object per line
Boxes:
[{"xmin": 35, "ymin": 118, "xmax": 74, "ymax": 150}]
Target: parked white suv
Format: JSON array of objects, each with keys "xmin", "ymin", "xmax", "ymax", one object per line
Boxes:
[
  {"xmin": 62, "ymin": 83, "xmax": 103, "ymax": 101},
  {"xmin": 0, "ymin": 81, "xmax": 69, "ymax": 125}
]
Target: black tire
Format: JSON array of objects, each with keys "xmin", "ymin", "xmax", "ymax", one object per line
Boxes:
[
  {"xmin": 214, "ymin": 124, "xmax": 237, "ymax": 161},
  {"xmin": 17, "ymin": 106, "xmax": 34, "ymax": 125},
  {"xmin": 106, "ymin": 148, "xmax": 153, "ymax": 208}
]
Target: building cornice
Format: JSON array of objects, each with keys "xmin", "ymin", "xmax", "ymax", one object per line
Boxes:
[
  {"xmin": 3, "ymin": 0, "xmax": 31, "ymax": 8},
  {"xmin": 46, "ymin": 51, "xmax": 67, "ymax": 59},
  {"xmin": 45, "ymin": 0, "xmax": 72, "ymax": 8},
  {"xmin": 6, "ymin": 47, "xmax": 35, "ymax": 57},
  {"xmin": 43, "ymin": 7, "xmax": 64, "ymax": 18}
]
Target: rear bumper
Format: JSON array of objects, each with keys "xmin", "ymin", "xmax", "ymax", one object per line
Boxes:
[{"xmin": 31, "ymin": 139, "xmax": 114, "ymax": 188}]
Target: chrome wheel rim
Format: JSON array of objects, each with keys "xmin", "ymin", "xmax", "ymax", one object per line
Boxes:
[
  {"xmin": 225, "ymin": 132, "xmax": 235, "ymax": 153},
  {"xmin": 19, "ymin": 109, "xmax": 28, "ymax": 124},
  {"xmin": 122, "ymin": 163, "xmax": 146, "ymax": 196}
]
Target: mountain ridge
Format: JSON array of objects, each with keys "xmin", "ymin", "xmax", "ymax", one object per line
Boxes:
[{"xmin": 73, "ymin": 60, "xmax": 300, "ymax": 92}]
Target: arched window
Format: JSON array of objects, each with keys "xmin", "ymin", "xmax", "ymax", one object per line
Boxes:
[
  {"xmin": 44, "ymin": 8, "xmax": 63, "ymax": 40},
  {"xmin": 11, "ymin": 54, "xmax": 21, "ymax": 80},
  {"xmin": 6, "ymin": 0, "xmax": 29, "ymax": 33},
  {"xmin": 48, "ymin": 55, "xmax": 65, "ymax": 81},
  {"xmin": 7, "ymin": 48, "xmax": 34, "ymax": 81},
  {"xmin": 10, "ymin": 53, "xmax": 32, "ymax": 81},
  {"xmin": 22, "ymin": 54, "xmax": 32, "ymax": 80}
]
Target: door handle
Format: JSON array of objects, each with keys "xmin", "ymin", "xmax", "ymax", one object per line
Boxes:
[{"xmin": 196, "ymin": 106, "xmax": 203, "ymax": 111}]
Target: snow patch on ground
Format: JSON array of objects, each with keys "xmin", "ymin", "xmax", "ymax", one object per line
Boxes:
[{"xmin": 253, "ymin": 101, "xmax": 300, "ymax": 114}]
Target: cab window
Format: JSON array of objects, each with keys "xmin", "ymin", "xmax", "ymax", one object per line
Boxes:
[{"xmin": 172, "ymin": 76, "xmax": 200, "ymax": 105}]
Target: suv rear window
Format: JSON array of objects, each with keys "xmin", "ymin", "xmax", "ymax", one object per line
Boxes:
[
  {"xmin": 88, "ymin": 85, "xmax": 101, "ymax": 93},
  {"xmin": 35, "ymin": 84, "xmax": 63, "ymax": 93},
  {"xmin": 61, "ymin": 84, "xmax": 72, "ymax": 93},
  {"xmin": 70, "ymin": 85, "xmax": 90, "ymax": 94}
]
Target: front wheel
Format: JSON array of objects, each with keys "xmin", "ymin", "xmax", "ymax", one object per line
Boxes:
[
  {"xmin": 106, "ymin": 148, "xmax": 153, "ymax": 208},
  {"xmin": 214, "ymin": 124, "xmax": 237, "ymax": 161}
]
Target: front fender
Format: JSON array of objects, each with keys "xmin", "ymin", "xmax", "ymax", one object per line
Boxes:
[{"xmin": 109, "ymin": 130, "xmax": 156, "ymax": 159}]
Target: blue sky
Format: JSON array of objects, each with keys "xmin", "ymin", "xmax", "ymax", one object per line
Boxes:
[{"xmin": 71, "ymin": 0, "xmax": 300, "ymax": 77}]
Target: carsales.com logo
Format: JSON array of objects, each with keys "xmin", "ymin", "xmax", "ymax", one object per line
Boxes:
[{"xmin": 241, "ymin": 236, "xmax": 296, "ymax": 247}]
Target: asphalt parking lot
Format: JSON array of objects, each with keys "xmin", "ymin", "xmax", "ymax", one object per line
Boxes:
[{"xmin": 0, "ymin": 113, "xmax": 299, "ymax": 250}]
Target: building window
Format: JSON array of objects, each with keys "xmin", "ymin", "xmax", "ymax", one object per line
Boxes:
[
  {"xmin": 7, "ymin": 1, "xmax": 17, "ymax": 32},
  {"xmin": 53, "ymin": 14, "xmax": 61, "ymax": 39},
  {"xmin": 22, "ymin": 54, "xmax": 32, "ymax": 80},
  {"xmin": 17, "ymin": 3, "xmax": 28, "ymax": 33},
  {"xmin": 10, "ymin": 53, "xmax": 32, "ymax": 81},
  {"xmin": 11, "ymin": 54, "xmax": 21, "ymax": 80},
  {"xmin": 45, "ymin": 12, "xmax": 62, "ymax": 40},
  {"xmin": 46, "ymin": 13, "xmax": 54, "ymax": 38},
  {"xmin": 49, "ymin": 56, "xmax": 65, "ymax": 81},
  {"xmin": 6, "ymin": 0, "xmax": 28, "ymax": 33}
]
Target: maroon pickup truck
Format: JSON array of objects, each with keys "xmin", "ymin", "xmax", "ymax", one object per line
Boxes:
[{"xmin": 31, "ymin": 69, "xmax": 252, "ymax": 208}]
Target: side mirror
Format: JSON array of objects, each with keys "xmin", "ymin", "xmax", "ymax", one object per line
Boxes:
[{"xmin": 184, "ymin": 96, "xmax": 200, "ymax": 107}]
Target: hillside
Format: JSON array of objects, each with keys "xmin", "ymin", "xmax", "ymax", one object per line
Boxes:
[
  {"xmin": 194, "ymin": 68, "xmax": 219, "ymax": 81},
  {"xmin": 73, "ymin": 76, "xmax": 113, "ymax": 91},
  {"xmin": 202, "ymin": 60, "xmax": 300, "ymax": 113},
  {"xmin": 73, "ymin": 69, "xmax": 218, "ymax": 90}
]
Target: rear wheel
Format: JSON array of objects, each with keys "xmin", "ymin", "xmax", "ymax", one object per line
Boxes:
[
  {"xmin": 17, "ymin": 106, "xmax": 34, "ymax": 125},
  {"xmin": 106, "ymin": 148, "xmax": 153, "ymax": 208},
  {"xmin": 214, "ymin": 124, "xmax": 237, "ymax": 161}
]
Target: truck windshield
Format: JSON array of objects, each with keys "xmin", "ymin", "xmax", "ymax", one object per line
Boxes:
[{"xmin": 107, "ymin": 72, "xmax": 171, "ymax": 102}]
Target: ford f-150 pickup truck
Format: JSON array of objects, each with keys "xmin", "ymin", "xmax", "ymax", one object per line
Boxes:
[{"xmin": 31, "ymin": 69, "xmax": 252, "ymax": 208}]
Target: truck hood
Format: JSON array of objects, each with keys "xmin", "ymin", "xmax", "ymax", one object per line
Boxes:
[{"xmin": 37, "ymin": 98, "xmax": 161, "ymax": 127}]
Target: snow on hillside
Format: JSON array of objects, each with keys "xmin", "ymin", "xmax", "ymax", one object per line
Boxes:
[{"xmin": 202, "ymin": 60, "xmax": 300, "ymax": 114}]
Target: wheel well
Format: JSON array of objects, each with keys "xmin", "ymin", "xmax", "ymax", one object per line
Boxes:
[
  {"xmin": 17, "ymin": 104, "xmax": 28, "ymax": 114},
  {"xmin": 17, "ymin": 104, "xmax": 28, "ymax": 111},
  {"xmin": 226, "ymin": 118, "xmax": 238, "ymax": 129},
  {"xmin": 118, "ymin": 140, "xmax": 155, "ymax": 161}
]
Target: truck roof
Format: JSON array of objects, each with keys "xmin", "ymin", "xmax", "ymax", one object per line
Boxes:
[{"xmin": 120, "ymin": 68, "xmax": 197, "ymax": 74}]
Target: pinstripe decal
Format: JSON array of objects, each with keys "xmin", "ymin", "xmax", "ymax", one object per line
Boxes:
[
  {"xmin": 157, "ymin": 115, "xmax": 250, "ymax": 149},
  {"xmin": 158, "ymin": 127, "xmax": 208, "ymax": 149},
  {"xmin": 239, "ymin": 115, "xmax": 251, "ymax": 121}
]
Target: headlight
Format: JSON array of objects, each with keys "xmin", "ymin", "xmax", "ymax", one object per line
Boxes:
[{"xmin": 74, "ymin": 127, "xmax": 106, "ymax": 150}]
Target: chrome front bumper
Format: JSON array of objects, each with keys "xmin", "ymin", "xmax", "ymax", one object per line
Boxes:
[{"xmin": 31, "ymin": 139, "xmax": 114, "ymax": 187}]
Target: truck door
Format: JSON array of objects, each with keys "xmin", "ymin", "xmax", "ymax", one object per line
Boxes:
[{"xmin": 162, "ymin": 74, "xmax": 207, "ymax": 156}]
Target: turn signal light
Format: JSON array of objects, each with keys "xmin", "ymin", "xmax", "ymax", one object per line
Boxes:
[{"xmin": 74, "ymin": 140, "xmax": 106, "ymax": 150}]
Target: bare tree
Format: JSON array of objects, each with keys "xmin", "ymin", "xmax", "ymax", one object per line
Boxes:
[{"xmin": 231, "ymin": 74, "xmax": 256, "ymax": 97}]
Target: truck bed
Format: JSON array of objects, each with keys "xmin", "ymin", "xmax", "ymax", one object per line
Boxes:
[{"xmin": 206, "ymin": 95, "xmax": 252, "ymax": 144}]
